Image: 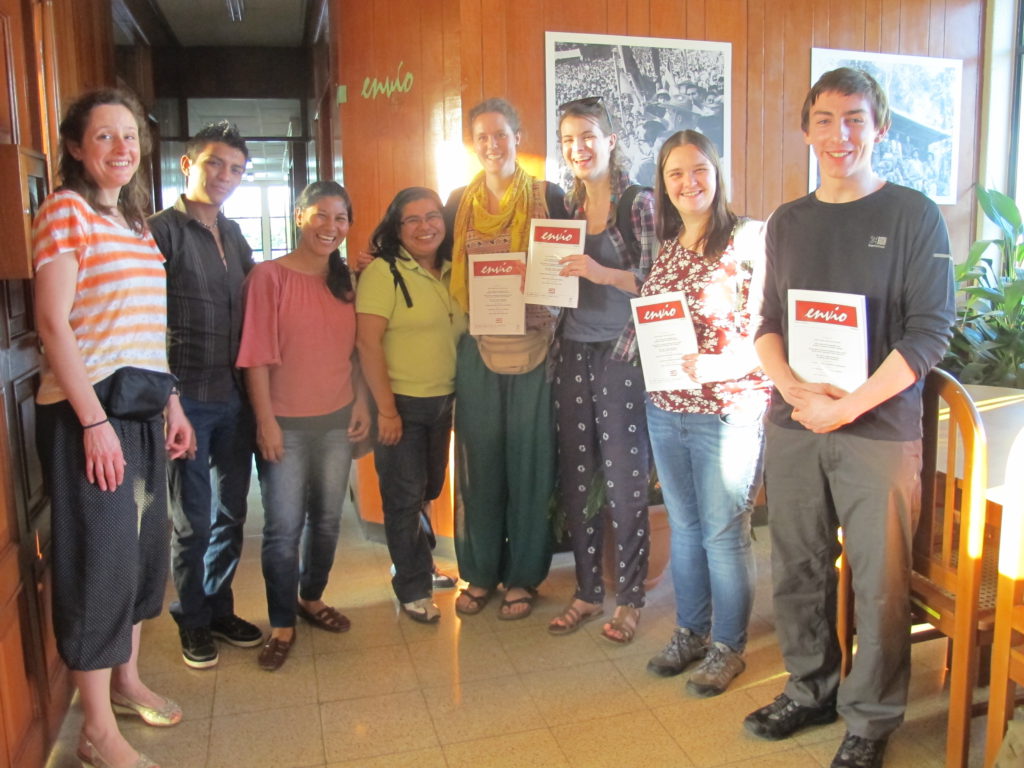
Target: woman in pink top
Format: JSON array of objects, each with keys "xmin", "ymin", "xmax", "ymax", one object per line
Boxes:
[
  {"xmin": 34, "ymin": 89, "xmax": 193, "ymax": 768},
  {"xmin": 237, "ymin": 181, "xmax": 370, "ymax": 671}
]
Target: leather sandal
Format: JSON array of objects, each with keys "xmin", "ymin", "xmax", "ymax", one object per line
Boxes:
[
  {"xmin": 601, "ymin": 605, "xmax": 641, "ymax": 645},
  {"xmin": 257, "ymin": 633, "xmax": 294, "ymax": 671},
  {"xmin": 297, "ymin": 603, "xmax": 351, "ymax": 633},
  {"xmin": 497, "ymin": 588, "xmax": 537, "ymax": 621},
  {"xmin": 455, "ymin": 588, "xmax": 491, "ymax": 615},
  {"xmin": 548, "ymin": 601, "xmax": 603, "ymax": 636}
]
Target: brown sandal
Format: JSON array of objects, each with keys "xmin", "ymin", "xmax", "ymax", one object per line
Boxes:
[
  {"xmin": 297, "ymin": 603, "xmax": 351, "ymax": 633},
  {"xmin": 258, "ymin": 633, "xmax": 294, "ymax": 671},
  {"xmin": 455, "ymin": 588, "xmax": 491, "ymax": 615},
  {"xmin": 601, "ymin": 605, "xmax": 641, "ymax": 645},
  {"xmin": 548, "ymin": 601, "xmax": 603, "ymax": 636}
]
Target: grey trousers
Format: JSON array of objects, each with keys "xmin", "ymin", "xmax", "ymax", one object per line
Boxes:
[{"xmin": 764, "ymin": 422, "xmax": 921, "ymax": 740}]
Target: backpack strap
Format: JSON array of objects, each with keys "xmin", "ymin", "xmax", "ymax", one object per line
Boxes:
[{"xmin": 388, "ymin": 260, "xmax": 414, "ymax": 308}]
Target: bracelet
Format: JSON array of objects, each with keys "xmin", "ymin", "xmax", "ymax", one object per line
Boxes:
[
  {"xmin": 170, "ymin": 386, "xmax": 180, "ymax": 397},
  {"xmin": 82, "ymin": 418, "xmax": 109, "ymax": 430}
]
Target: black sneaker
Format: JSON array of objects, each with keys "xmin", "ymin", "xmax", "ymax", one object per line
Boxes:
[
  {"xmin": 210, "ymin": 614, "xmax": 264, "ymax": 648},
  {"xmin": 180, "ymin": 626, "xmax": 218, "ymax": 669},
  {"xmin": 743, "ymin": 693, "xmax": 838, "ymax": 740},
  {"xmin": 830, "ymin": 732, "xmax": 888, "ymax": 768}
]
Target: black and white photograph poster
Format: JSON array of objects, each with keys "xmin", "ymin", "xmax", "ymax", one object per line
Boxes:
[
  {"xmin": 545, "ymin": 31, "xmax": 732, "ymax": 190},
  {"xmin": 810, "ymin": 48, "xmax": 962, "ymax": 205}
]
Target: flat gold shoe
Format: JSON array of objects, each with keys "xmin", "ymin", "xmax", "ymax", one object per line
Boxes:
[
  {"xmin": 77, "ymin": 736, "xmax": 160, "ymax": 767},
  {"xmin": 110, "ymin": 690, "xmax": 183, "ymax": 727}
]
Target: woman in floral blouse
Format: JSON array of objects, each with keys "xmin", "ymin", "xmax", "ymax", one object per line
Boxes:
[{"xmin": 641, "ymin": 130, "xmax": 771, "ymax": 697}]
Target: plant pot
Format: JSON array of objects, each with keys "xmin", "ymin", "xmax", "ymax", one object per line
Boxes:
[{"xmin": 602, "ymin": 503, "xmax": 670, "ymax": 593}]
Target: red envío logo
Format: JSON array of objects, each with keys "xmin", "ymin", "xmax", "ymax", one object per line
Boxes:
[
  {"xmin": 795, "ymin": 300, "xmax": 857, "ymax": 327},
  {"xmin": 535, "ymin": 226, "xmax": 579, "ymax": 244},
  {"xmin": 637, "ymin": 300, "xmax": 683, "ymax": 323},
  {"xmin": 473, "ymin": 260, "xmax": 518, "ymax": 276}
]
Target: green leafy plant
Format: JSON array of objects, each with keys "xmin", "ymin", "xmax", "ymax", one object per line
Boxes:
[{"xmin": 940, "ymin": 186, "xmax": 1024, "ymax": 387}]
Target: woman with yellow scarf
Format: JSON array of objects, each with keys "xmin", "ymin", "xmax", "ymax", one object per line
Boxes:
[{"xmin": 446, "ymin": 98, "xmax": 566, "ymax": 620}]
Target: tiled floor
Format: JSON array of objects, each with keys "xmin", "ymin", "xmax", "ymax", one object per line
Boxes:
[{"xmin": 45, "ymin": 488, "xmax": 990, "ymax": 768}]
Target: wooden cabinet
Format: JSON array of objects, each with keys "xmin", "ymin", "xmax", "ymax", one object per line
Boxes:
[{"xmin": 0, "ymin": 145, "xmax": 46, "ymax": 280}]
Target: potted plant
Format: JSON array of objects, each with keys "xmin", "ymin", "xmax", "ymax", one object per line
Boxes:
[{"xmin": 940, "ymin": 186, "xmax": 1024, "ymax": 388}]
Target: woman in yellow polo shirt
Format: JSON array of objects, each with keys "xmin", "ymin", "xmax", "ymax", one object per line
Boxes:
[{"xmin": 356, "ymin": 187, "xmax": 467, "ymax": 623}]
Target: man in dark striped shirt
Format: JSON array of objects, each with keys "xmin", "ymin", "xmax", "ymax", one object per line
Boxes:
[{"xmin": 149, "ymin": 122, "xmax": 261, "ymax": 669}]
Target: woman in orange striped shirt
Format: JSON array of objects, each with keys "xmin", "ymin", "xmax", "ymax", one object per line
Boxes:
[{"xmin": 33, "ymin": 89, "xmax": 193, "ymax": 768}]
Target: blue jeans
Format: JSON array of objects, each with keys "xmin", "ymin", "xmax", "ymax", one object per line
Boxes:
[
  {"xmin": 257, "ymin": 414, "xmax": 354, "ymax": 628},
  {"xmin": 169, "ymin": 391, "xmax": 255, "ymax": 629},
  {"xmin": 645, "ymin": 401, "xmax": 764, "ymax": 651},
  {"xmin": 374, "ymin": 394, "xmax": 453, "ymax": 603}
]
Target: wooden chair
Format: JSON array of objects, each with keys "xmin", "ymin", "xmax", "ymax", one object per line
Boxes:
[
  {"xmin": 984, "ymin": 428, "xmax": 1024, "ymax": 768},
  {"xmin": 837, "ymin": 367, "xmax": 991, "ymax": 768}
]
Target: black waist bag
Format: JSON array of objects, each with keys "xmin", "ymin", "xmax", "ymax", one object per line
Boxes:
[{"xmin": 99, "ymin": 366, "xmax": 177, "ymax": 421}]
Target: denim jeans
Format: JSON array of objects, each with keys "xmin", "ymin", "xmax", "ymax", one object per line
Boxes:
[
  {"xmin": 374, "ymin": 393, "xmax": 453, "ymax": 603},
  {"xmin": 169, "ymin": 391, "xmax": 255, "ymax": 629},
  {"xmin": 257, "ymin": 415, "xmax": 353, "ymax": 628},
  {"xmin": 645, "ymin": 400, "xmax": 764, "ymax": 651}
]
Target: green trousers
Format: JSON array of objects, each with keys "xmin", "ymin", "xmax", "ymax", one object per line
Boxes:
[{"xmin": 453, "ymin": 335, "xmax": 555, "ymax": 590}]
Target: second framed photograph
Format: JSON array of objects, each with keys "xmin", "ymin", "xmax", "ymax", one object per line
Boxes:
[{"xmin": 546, "ymin": 31, "xmax": 732, "ymax": 191}]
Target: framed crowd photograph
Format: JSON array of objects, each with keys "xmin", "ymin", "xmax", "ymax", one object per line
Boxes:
[
  {"xmin": 545, "ymin": 31, "xmax": 732, "ymax": 191},
  {"xmin": 809, "ymin": 48, "xmax": 963, "ymax": 205}
]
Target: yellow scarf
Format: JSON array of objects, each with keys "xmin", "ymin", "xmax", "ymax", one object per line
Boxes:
[{"xmin": 450, "ymin": 165, "xmax": 534, "ymax": 313}]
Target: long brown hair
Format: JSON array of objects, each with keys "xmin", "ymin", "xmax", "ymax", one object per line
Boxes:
[
  {"xmin": 557, "ymin": 98, "xmax": 629, "ymax": 217},
  {"xmin": 57, "ymin": 88, "xmax": 152, "ymax": 233},
  {"xmin": 654, "ymin": 130, "xmax": 737, "ymax": 260}
]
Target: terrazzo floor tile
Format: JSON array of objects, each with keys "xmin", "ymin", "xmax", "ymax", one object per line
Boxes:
[
  {"xmin": 327, "ymin": 745, "xmax": 449, "ymax": 768},
  {"xmin": 406, "ymin": 629, "xmax": 518, "ymax": 687},
  {"xmin": 550, "ymin": 709, "xmax": 692, "ymax": 767},
  {"xmin": 212, "ymin": 651, "xmax": 318, "ymax": 715},
  {"xmin": 320, "ymin": 690, "xmax": 438, "ymax": 763},
  {"xmin": 314, "ymin": 643, "xmax": 419, "ymax": 701},
  {"xmin": 422, "ymin": 674, "xmax": 547, "ymax": 745},
  {"xmin": 520, "ymin": 659, "xmax": 647, "ymax": 727},
  {"xmin": 498, "ymin": 620, "xmax": 608, "ymax": 673},
  {"xmin": 207, "ymin": 701, "xmax": 325, "ymax": 768},
  {"xmin": 443, "ymin": 728, "xmax": 571, "ymax": 768}
]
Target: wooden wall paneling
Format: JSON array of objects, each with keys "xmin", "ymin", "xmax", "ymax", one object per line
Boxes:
[
  {"xmin": 864, "ymin": 0, "xmax": 883, "ymax": 49},
  {"xmin": 546, "ymin": 0, "xmax": 606, "ymax": 38},
  {"xmin": 879, "ymin": 0, "xmax": 901, "ymax": 53},
  {"xmin": 0, "ymin": 9, "xmax": 17, "ymax": 144},
  {"xmin": 650, "ymin": 0, "xmax": 686, "ymax": 40},
  {"xmin": 783, "ymin": 0, "xmax": 817, "ymax": 205},
  {"xmin": 625, "ymin": 0, "xmax": 652, "ymax": 37},
  {"xmin": 828, "ymin": 0, "xmax": 867, "ymax": 51},
  {"xmin": 709, "ymin": 0, "xmax": 748, "ymax": 214},
  {"xmin": 419, "ymin": 0, "xmax": 446, "ymax": 190},
  {"xmin": 504, "ymin": 0, "xmax": 546, "ymax": 178},
  {"xmin": 760, "ymin": 0, "xmax": 787, "ymax": 215},
  {"xmin": 457, "ymin": 0, "xmax": 484, "ymax": 111},
  {"xmin": 383, "ymin": 0, "xmax": 425, "ymax": 191},
  {"xmin": 899, "ymin": 0, "xmax": 931, "ymax": 54},
  {"xmin": 479, "ymin": 0, "xmax": 508, "ymax": 100},
  {"xmin": 928, "ymin": 0, "xmax": 947, "ymax": 57},
  {"xmin": 744, "ymin": 0, "xmax": 766, "ymax": 217},
  {"xmin": 606, "ymin": 0, "xmax": 627, "ymax": 34},
  {"xmin": 686, "ymin": 0, "xmax": 707, "ymax": 40}
]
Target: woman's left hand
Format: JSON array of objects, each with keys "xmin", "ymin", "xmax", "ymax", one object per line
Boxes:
[
  {"xmin": 164, "ymin": 395, "xmax": 195, "ymax": 460},
  {"xmin": 348, "ymin": 397, "xmax": 372, "ymax": 442}
]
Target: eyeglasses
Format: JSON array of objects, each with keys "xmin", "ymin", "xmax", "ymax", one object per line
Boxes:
[{"xmin": 400, "ymin": 211, "xmax": 443, "ymax": 227}]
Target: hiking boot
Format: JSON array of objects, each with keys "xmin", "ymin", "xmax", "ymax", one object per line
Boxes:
[
  {"xmin": 179, "ymin": 626, "xmax": 218, "ymax": 669},
  {"xmin": 686, "ymin": 642, "xmax": 745, "ymax": 697},
  {"xmin": 646, "ymin": 627, "xmax": 708, "ymax": 677},
  {"xmin": 830, "ymin": 731, "xmax": 888, "ymax": 768},
  {"xmin": 210, "ymin": 614, "xmax": 264, "ymax": 647},
  {"xmin": 744, "ymin": 693, "xmax": 838, "ymax": 740}
]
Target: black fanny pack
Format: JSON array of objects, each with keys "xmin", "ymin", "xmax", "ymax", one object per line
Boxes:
[{"xmin": 97, "ymin": 366, "xmax": 177, "ymax": 421}]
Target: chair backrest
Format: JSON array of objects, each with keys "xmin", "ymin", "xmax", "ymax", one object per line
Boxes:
[{"xmin": 912, "ymin": 367, "xmax": 989, "ymax": 627}]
